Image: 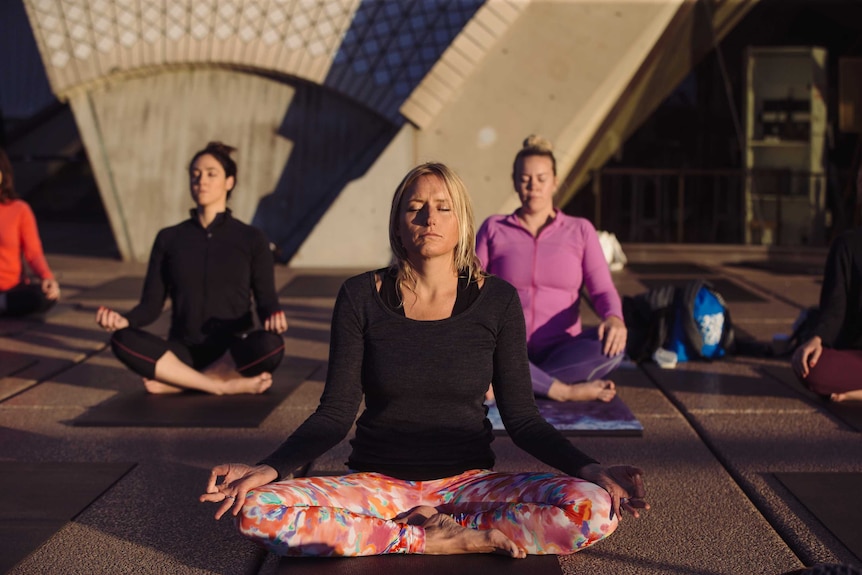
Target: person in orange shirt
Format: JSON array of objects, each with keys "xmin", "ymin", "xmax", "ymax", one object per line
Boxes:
[{"xmin": 0, "ymin": 148, "xmax": 60, "ymax": 317}]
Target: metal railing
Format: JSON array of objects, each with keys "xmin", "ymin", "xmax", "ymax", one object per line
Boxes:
[{"xmin": 587, "ymin": 167, "xmax": 829, "ymax": 246}]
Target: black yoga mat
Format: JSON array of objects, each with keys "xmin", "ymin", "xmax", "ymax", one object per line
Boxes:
[
  {"xmin": 0, "ymin": 351, "xmax": 40, "ymax": 402},
  {"xmin": 279, "ymin": 275, "xmax": 354, "ymax": 298},
  {"xmin": 823, "ymin": 401, "xmax": 862, "ymax": 434},
  {"xmin": 0, "ymin": 350, "xmax": 38, "ymax": 379},
  {"xmin": 775, "ymin": 472, "xmax": 862, "ymax": 561},
  {"xmin": 487, "ymin": 395, "xmax": 643, "ymax": 437},
  {"xmin": 0, "ymin": 461, "xmax": 135, "ymax": 573},
  {"xmin": 637, "ymin": 277, "xmax": 767, "ymax": 303},
  {"xmin": 626, "ymin": 262, "xmax": 713, "ymax": 275},
  {"xmin": 72, "ymin": 359, "xmax": 319, "ymax": 427},
  {"xmin": 72, "ymin": 276, "xmax": 145, "ymax": 301},
  {"xmin": 277, "ymin": 553, "xmax": 561, "ymax": 574},
  {"xmin": 762, "ymin": 366, "xmax": 862, "ymax": 433}
]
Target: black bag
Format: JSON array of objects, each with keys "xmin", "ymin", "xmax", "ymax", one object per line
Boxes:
[
  {"xmin": 623, "ymin": 284, "xmax": 676, "ymax": 363},
  {"xmin": 624, "ymin": 280, "xmax": 736, "ymax": 363}
]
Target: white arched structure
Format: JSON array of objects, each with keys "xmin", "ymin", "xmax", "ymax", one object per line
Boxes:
[{"xmin": 24, "ymin": 0, "xmax": 756, "ymax": 265}]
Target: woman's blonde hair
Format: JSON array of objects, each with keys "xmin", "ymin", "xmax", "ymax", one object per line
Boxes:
[
  {"xmin": 512, "ymin": 134, "xmax": 557, "ymax": 178},
  {"xmin": 388, "ymin": 162, "xmax": 485, "ymax": 290}
]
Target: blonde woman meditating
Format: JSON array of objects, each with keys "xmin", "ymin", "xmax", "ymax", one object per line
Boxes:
[{"xmin": 201, "ymin": 162, "xmax": 647, "ymax": 557}]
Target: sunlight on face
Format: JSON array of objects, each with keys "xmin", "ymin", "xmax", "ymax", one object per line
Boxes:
[
  {"xmin": 189, "ymin": 154, "xmax": 234, "ymax": 209},
  {"xmin": 399, "ymin": 175, "xmax": 460, "ymax": 262},
  {"xmin": 514, "ymin": 155, "xmax": 557, "ymax": 215}
]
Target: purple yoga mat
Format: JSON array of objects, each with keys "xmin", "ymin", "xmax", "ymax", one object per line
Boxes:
[{"xmin": 486, "ymin": 395, "xmax": 643, "ymax": 436}]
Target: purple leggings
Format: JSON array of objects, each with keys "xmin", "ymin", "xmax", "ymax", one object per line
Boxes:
[
  {"xmin": 803, "ymin": 348, "xmax": 862, "ymax": 395},
  {"xmin": 529, "ymin": 328, "xmax": 624, "ymax": 396}
]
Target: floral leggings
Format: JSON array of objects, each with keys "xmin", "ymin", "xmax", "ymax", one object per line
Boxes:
[{"xmin": 238, "ymin": 469, "xmax": 617, "ymax": 557}]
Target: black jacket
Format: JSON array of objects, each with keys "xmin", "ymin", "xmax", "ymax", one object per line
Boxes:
[
  {"xmin": 125, "ymin": 210, "xmax": 280, "ymax": 346},
  {"xmin": 814, "ymin": 227, "xmax": 862, "ymax": 349}
]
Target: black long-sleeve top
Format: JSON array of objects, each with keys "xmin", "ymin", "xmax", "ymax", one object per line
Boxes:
[
  {"xmin": 813, "ymin": 227, "xmax": 862, "ymax": 349},
  {"xmin": 124, "ymin": 210, "xmax": 281, "ymax": 345},
  {"xmin": 259, "ymin": 271, "xmax": 598, "ymax": 481}
]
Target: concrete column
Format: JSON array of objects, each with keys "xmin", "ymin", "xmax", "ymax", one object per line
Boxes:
[
  {"xmin": 291, "ymin": 125, "xmax": 416, "ymax": 268},
  {"xmin": 412, "ymin": 1, "xmax": 686, "ymax": 224},
  {"xmin": 68, "ymin": 68, "xmax": 295, "ymax": 261}
]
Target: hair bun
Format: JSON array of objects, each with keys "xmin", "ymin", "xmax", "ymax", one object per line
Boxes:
[
  {"xmin": 523, "ymin": 134, "xmax": 552, "ymax": 152},
  {"xmin": 204, "ymin": 141, "xmax": 236, "ymax": 157}
]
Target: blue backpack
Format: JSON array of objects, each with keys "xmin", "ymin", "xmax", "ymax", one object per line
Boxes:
[{"xmin": 667, "ymin": 280, "xmax": 735, "ymax": 362}]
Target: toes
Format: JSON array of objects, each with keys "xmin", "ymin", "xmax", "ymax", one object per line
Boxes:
[
  {"xmin": 506, "ymin": 541, "xmax": 527, "ymax": 559},
  {"xmin": 488, "ymin": 529, "xmax": 524, "ymax": 558}
]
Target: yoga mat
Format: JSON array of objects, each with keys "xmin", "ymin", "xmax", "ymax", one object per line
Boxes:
[
  {"xmin": 775, "ymin": 472, "xmax": 862, "ymax": 561},
  {"xmin": 820, "ymin": 401, "xmax": 862, "ymax": 434},
  {"xmin": 0, "ymin": 351, "xmax": 40, "ymax": 402},
  {"xmin": 279, "ymin": 275, "xmax": 354, "ymax": 298},
  {"xmin": 73, "ymin": 276, "xmax": 144, "ymax": 301},
  {"xmin": 637, "ymin": 277, "xmax": 767, "ymax": 303},
  {"xmin": 0, "ymin": 461, "xmax": 135, "ymax": 573},
  {"xmin": 0, "ymin": 317, "xmax": 30, "ymax": 336},
  {"xmin": 277, "ymin": 553, "xmax": 562, "ymax": 574},
  {"xmin": 626, "ymin": 262, "xmax": 712, "ymax": 275},
  {"xmin": 71, "ymin": 359, "xmax": 319, "ymax": 428},
  {"xmin": 762, "ymin": 366, "xmax": 862, "ymax": 433},
  {"xmin": 487, "ymin": 396, "xmax": 643, "ymax": 436},
  {"xmin": 0, "ymin": 350, "xmax": 38, "ymax": 378}
]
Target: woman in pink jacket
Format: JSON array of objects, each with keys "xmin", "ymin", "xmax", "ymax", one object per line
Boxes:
[{"xmin": 476, "ymin": 136, "xmax": 627, "ymax": 402}]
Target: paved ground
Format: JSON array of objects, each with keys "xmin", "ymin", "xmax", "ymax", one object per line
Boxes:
[{"xmin": 1, "ymin": 242, "xmax": 860, "ymax": 575}]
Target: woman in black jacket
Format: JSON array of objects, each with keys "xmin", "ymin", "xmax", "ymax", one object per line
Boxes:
[
  {"xmin": 95, "ymin": 142, "xmax": 286, "ymax": 395},
  {"xmin": 792, "ymin": 165, "xmax": 862, "ymax": 402}
]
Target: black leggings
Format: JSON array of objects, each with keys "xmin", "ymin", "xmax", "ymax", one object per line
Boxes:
[
  {"xmin": 110, "ymin": 327, "xmax": 285, "ymax": 379},
  {"xmin": 0, "ymin": 283, "xmax": 56, "ymax": 317}
]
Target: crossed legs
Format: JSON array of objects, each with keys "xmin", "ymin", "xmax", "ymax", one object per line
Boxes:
[
  {"xmin": 237, "ymin": 470, "xmax": 617, "ymax": 557},
  {"xmin": 110, "ymin": 328, "xmax": 284, "ymax": 395},
  {"xmin": 0, "ymin": 283, "xmax": 56, "ymax": 317},
  {"xmin": 531, "ymin": 329, "xmax": 624, "ymax": 402},
  {"xmin": 140, "ymin": 350, "xmax": 273, "ymax": 395},
  {"xmin": 803, "ymin": 348, "xmax": 862, "ymax": 402}
]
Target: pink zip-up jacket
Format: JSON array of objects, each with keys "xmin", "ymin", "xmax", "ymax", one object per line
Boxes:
[{"xmin": 476, "ymin": 210, "xmax": 623, "ymax": 357}]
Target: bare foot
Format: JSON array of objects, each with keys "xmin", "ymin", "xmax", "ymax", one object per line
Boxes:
[
  {"xmin": 831, "ymin": 390, "xmax": 862, "ymax": 403},
  {"xmin": 201, "ymin": 359, "xmax": 273, "ymax": 395},
  {"xmin": 394, "ymin": 505, "xmax": 438, "ymax": 526},
  {"xmin": 217, "ymin": 373, "xmax": 273, "ymax": 395},
  {"xmin": 143, "ymin": 378, "xmax": 184, "ymax": 394},
  {"xmin": 549, "ymin": 379, "xmax": 616, "ymax": 402},
  {"xmin": 201, "ymin": 355, "xmax": 242, "ymax": 381},
  {"xmin": 422, "ymin": 513, "xmax": 525, "ymax": 558}
]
